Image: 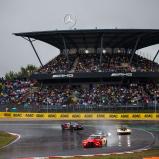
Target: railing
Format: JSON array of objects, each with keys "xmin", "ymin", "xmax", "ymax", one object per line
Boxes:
[{"xmin": 0, "ymin": 103, "xmax": 159, "ymax": 113}]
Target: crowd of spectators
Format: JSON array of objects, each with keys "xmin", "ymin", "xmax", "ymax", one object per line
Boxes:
[
  {"xmin": 25, "ymin": 83, "xmax": 159, "ymax": 109},
  {"xmin": 75, "ymin": 53, "xmax": 159, "ymax": 72},
  {"xmin": 39, "ymin": 54, "xmax": 76, "ymax": 73},
  {"xmin": 37, "ymin": 52, "xmax": 159, "ymax": 74},
  {"xmin": 0, "ymin": 79, "xmax": 35, "ymax": 106},
  {"xmin": 0, "ymin": 78, "xmax": 159, "ymax": 112}
]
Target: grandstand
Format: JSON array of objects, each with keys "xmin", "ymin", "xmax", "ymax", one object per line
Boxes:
[{"xmin": 1, "ymin": 29, "xmax": 159, "ymax": 113}]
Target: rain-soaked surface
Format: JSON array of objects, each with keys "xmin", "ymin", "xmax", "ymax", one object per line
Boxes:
[{"xmin": 0, "ymin": 120, "xmax": 158, "ymax": 159}]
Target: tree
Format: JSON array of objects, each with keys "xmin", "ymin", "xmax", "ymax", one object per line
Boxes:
[
  {"xmin": 26, "ymin": 64, "xmax": 37, "ymax": 76},
  {"xmin": 5, "ymin": 64, "xmax": 38, "ymax": 80},
  {"xmin": 19, "ymin": 67, "xmax": 28, "ymax": 78},
  {"xmin": 5, "ymin": 71, "xmax": 17, "ymax": 80}
]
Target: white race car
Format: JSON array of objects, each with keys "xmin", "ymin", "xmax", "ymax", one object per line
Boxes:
[{"xmin": 117, "ymin": 126, "xmax": 131, "ymax": 135}]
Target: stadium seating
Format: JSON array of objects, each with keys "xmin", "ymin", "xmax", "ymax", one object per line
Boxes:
[
  {"xmin": 1, "ymin": 52, "xmax": 159, "ymax": 112},
  {"xmin": 37, "ymin": 52, "xmax": 159, "ymax": 73},
  {"xmin": 1, "ymin": 80, "xmax": 158, "ymax": 112},
  {"xmin": 39, "ymin": 54, "xmax": 76, "ymax": 73}
]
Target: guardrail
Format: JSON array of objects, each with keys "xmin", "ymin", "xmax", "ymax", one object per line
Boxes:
[
  {"xmin": 0, "ymin": 112, "xmax": 159, "ymax": 120},
  {"xmin": 1, "ymin": 103, "xmax": 158, "ymax": 113}
]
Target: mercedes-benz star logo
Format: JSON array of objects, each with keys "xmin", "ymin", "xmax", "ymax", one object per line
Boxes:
[{"xmin": 64, "ymin": 14, "xmax": 77, "ymax": 29}]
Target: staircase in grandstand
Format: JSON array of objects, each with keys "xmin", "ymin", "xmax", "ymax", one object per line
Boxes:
[{"xmin": 70, "ymin": 56, "xmax": 79, "ymax": 72}]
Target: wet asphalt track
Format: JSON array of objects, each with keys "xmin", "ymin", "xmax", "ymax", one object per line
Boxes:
[{"xmin": 0, "ymin": 120, "xmax": 158, "ymax": 159}]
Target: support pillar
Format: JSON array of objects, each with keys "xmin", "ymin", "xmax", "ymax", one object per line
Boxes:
[
  {"xmin": 100, "ymin": 35, "xmax": 104, "ymax": 65},
  {"xmin": 129, "ymin": 36, "xmax": 141, "ymax": 64},
  {"xmin": 28, "ymin": 38, "xmax": 43, "ymax": 67},
  {"xmin": 153, "ymin": 49, "xmax": 159, "ymax": 62},
  {"xmin": 62, "ymin": 36, "xmax": 70, "ymax": 70}
]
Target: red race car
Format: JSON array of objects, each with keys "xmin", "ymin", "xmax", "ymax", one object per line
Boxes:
[{"xmin": 82, "ymin": 133, "xmax": 107, "ymax": 148}]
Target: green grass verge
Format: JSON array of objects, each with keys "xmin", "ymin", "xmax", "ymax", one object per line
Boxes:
[
  {"xmin": 49, "ymin": 149, "xmax": 159, "ymax": 159},
  {"xmin": 0, "ymin": 131, "xmax": 17, "ymax": 149}
]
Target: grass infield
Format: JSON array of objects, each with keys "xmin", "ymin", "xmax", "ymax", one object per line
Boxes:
[
  {"xmin": 49, "ymin": 149, "xmax": 159, "ymax": 159},
  {"xmin": 0, "ymin": 131, "xmax": 17, "ymax": 149}
]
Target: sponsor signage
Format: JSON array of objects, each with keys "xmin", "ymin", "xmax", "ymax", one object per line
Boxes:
[
  {"xmin": 3, "ymin": 113, "xmax": 11, "ymax": 117},
  {"xmin": 25, "ymin": 113, "xmax": 34, "ymax": 118},
  {"xmin": 144, "ymin": 114, "xmax": 153, "ymax": 118},
  {"xmin": 0, "ymin": 112, "xmax": 159, "ymax": 120},
  {"xmin": 36, "ymin": 114, "xmax": 44, "ymax": 118},
  {"xmin": 72, "ymin": 114, "xmax": 81, "ymax": 118},
  {"xmin": 52, "ymin": 74, "xmax": 74, "ymax": 78},
  {"xmin": 156, "ymin": 114, "xmax": 159, "ymax": 119},
  {"xmin": 111, "ymin": 73, "xmax": 133, "ymax": 77},
  {"xmin": 109, "ymin": 114, "xmax": 118, "ymax": 118},
  {"xmin": 84, "ymin": 114, "xmax": 93, "ymax": 118},
  {"xmin": 12, "ymin": 113, "xmax": 22, "ymax": 118},
  {"xmin": 96, "ymin": 114, "xmax": 105, "ymax": 118},
  {"xmin": 132, "ymin": 114, "xmax": 141, "ymax": 118},
  {"xmin": 60, "ymin": 114, "xmax": 69, "ymax": 118},
  {"xmin": 120, "ymin": 114, "xmax": 129, "ymax": 118},
  {"xmin": 48, "ymin": 114, "xmax": 57, "ymax": 118},
  {"xmin": 32, "ymin": 72, "xmax": 159, "ymax": 81}
]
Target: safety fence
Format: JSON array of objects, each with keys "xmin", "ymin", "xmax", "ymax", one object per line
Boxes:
[
  {"xmin": 1, "ymin": 103, "xmax": 158, "ymax": 113},
  {"xmin": 0, "ymin": 112, "xmax": 159, "ymax": 120}
]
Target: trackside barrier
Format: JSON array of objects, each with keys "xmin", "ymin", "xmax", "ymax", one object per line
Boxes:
[{"xmin": 0, "ymin": 112, "xmax": 159, "ymax": 120}]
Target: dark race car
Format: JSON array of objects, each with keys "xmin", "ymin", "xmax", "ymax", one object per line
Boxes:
[
  {"xmin": 82, "ymin": 133, "xmax": 107, "ymax": 148},
  {"xmin": 61, "ymin": 122, "xmax": 84, "ymax": 130}
]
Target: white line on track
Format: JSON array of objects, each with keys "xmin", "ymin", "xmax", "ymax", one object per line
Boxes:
[
  {"xmin": 132, "ymin": 128, "xmax": 156, "ymax": 150},
  {"xmin": 0, "ymin": 132, "xmax": 21, "ymax": 150}
]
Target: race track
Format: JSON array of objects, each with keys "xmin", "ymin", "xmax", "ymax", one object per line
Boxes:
[{"xmin": 0, "ymin": 120, "xmax": 158, "ymax": 159}]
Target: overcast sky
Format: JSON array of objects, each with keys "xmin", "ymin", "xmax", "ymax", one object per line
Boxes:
[{"xmin": 0, "ymin": 0, "xmax": 159, "ymax": 77}]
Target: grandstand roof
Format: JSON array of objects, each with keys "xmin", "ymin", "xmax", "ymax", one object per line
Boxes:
[{"xmin": 14, "ymin": 29, "xmax": 159, "ymax": 50}]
